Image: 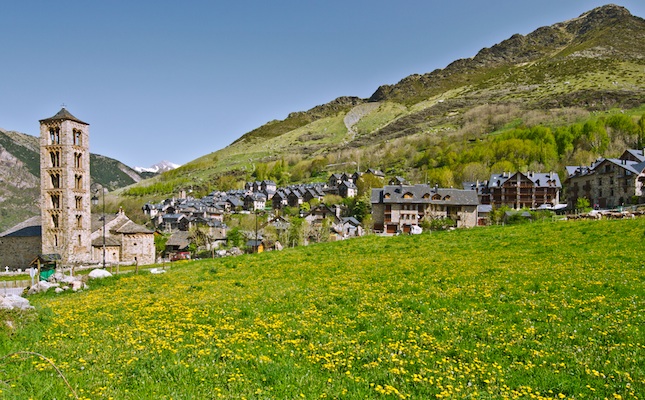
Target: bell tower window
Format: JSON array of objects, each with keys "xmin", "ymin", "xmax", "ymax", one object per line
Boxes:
[
  {"xmin": 75, "ymin": 175, "xmax": 83, "ymax": 189},
  {"xmin": 50, "ymin": 151, "xmax": 60, "ymax": 167},
  {"xmin": 52, "ymin": 214, "xmax": 59, "ymax": 228},
  {"xmin": 73, "ymin": 129, "xmax": 82, "ymax": 145},
  {"xmin": 50, "ymin": 173, "xmax": 60, "ymax": 188},
  {"xmin": 49, "ymin": 128, "xmax": 60, "ymax": 144},
  {"xmin": 74, "ymin": 153, "xmax": 82, "ymax": 168},
  {"xmin": 51, "ymin": 194, "xmax": 60, "ymax": 209}
]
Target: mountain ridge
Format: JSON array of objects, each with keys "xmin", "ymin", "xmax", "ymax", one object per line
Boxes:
[
  {"xmin": 0, "ymin": 130, "xmax": 149, "ymax": 232},
  {"xmin": 119, "ymin": 4, "xmax": 644, "ymax": 206},
  {"xmin": 3, "ymin": 4, "xmax": 645, "ymax": 224}
]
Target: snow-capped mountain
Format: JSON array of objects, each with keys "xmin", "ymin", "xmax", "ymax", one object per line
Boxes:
[{"xmin": 134, "ymin": 160, "xmax": 181, "ymax": 174}]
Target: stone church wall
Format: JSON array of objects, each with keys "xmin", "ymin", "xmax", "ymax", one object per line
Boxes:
[{"xmin": 121, "ymin": 233, "xmax": 155, "ymax": 265}]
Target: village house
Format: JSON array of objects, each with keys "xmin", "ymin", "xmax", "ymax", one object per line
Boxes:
[
  {"xmin": 338, "ymin": 181, "xmax": 357, "ymax": 198},
  {"xmin": 339, "ymin": 217, "xmax": 364, "ymax": 237},
  {"xmin": 371, "ymin": 184, "xmax": 479, "ymax": 234},
  {"xmin": 244, "ymin": 193, "xmax": 267, "ymax": 211},
  {"xmin": 481, "ymin": 171, "xmax": 562, "ymax": 209},
  {"xmin": 565, "ymin": 148, "xmax": 645, "ymax": 209}
]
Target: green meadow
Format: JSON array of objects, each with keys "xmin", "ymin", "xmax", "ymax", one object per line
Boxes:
[{"xmin": 1, "ymin": 218, "xmax": 644, "ymax": 399}]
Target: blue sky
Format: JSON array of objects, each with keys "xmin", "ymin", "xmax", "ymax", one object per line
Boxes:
[{"xmin": 1, "ymin": 1, "xmax": 644, "ymax": 168}]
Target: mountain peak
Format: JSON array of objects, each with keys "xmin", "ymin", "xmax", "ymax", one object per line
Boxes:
[
  {"xmin": 134, "ymin": 160, "xmax": 180, "ymax": 174},
  {"xmin": 369, "ymin": 5, "xmax": 644, "ymax": 103}
]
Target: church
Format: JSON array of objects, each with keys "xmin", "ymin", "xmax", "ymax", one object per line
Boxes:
[{"xmin": 0, "ymin": 108, "xmax": 155, "ymax": 269}]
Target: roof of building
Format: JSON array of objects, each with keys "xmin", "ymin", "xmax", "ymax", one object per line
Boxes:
[
  {"xmin": 567, "ymin": 154, "xmax": 645, "ymax": 179},
  {"xmin": 91, "ymin": 236, "xmax": 122, "ymax": 247},
  {"xmin": 372, "ymin": 184, "xmax": 479, "ymax": 205},
  {"xmin": 114, "ymin": 220, "xmax": 154, "ymax": 234},
  {"xmin": 166, "ymin": 231, "xmax": 191, "ymax": 248},
  {"xmin": 0, "ymin": 215, "xmax": 41, "ymax": 237},
  {"xmin": 91, "ymin": 213, "xmax": 120, "ymax": 232},
  {"xmin": 342, "ymin": 217, "xmax": 362, "ymax": 226},
  {"xmin": 623, "ymin": 148, "xmax": 645, "ymax": 162},
  {"xmin": 39, "ymin": 108, "xmax": 89, "ymax": 125},
  {"xmin": 488, "ymin": 171, "xmax": 562, "ymax": 188}
]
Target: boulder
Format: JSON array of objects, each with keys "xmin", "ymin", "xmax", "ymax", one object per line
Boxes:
[
  {"xmin": 71, "ymin": 280, "xmax": 86, "ymax": 291},
  {"xmin": 27, "ymin": 281, "xmax": 59, "ymax": 295},
  {"xmin": 88, "ymin": 269, "xmax": 113, "ymax": 279},
  {"xmin": 49, "ymin": 272, "xmax": 66, "ymax": 283},
  {"xmin": 0, "ymin": 294, "xmax": 34, "ymax": 310}
]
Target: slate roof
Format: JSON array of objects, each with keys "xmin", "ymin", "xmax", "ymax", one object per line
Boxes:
[
  {"xmin": 488, "ymin": 171, "xmax": 561, "ymax": 188},
  {"xmin": 623, "ymin": 149, "xmax": 645, "ymax": 162},
  {"xmin": 91, "ymin": 236, "xmax": 122, "ymax": 247},
  {"xmin": 91, "ymin": 213, "xmax": 119, "ymax": 232},
  {"xmin": 372, "ymin": 185, "xmax": 479, "ymax": 206},
  {"xmin": 567, "ymin": 155, "xmax": 645, "ymax": 179},
  {"xmin": 339, "ymin": 181, "xmax": 357, "ymax": 189},
  {"xmin": 39, "ymin": 108, "xmax": 89, "ymax": 125},
  {"xmin": 166, "ymin": 231, "xmax": 191, "ymax": 248},
  {"xmin": 114, "ymin": 220, "xmax": 154, "ymax": 234},
  {"xmin": 0, "ymin": 215, "xmax": 41, "ymax": 237},
  {"xmin": 342, "ymin": 217, "xmax": 361, "ymax": 226}
]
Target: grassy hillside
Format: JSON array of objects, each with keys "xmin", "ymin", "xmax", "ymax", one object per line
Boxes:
[
  {"xmin": 2, "ymin": 218, "xmax": 643, "ymax": 398},
  {"xmin": 115, "ymin": 5, "xmax": 645, "ymax": 208}
]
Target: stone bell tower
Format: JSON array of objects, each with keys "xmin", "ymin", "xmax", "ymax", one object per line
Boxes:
[{"xmin": 39, "ymin": 108, "xmax": 92, "ymax": 264}]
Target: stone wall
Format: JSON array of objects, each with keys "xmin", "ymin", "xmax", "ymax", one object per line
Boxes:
[{"xmin": 121, "ymin": 233, "xmax": 155, "ymax": 265}]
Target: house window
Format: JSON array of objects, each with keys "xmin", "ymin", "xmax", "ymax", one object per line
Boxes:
[
  {"xmin": 432, "ymin": 194, "xmax": 441, "ymax": 200},
  {"xmin": 51, "ymin": 194, "xmax": 60, "ymax": 209},
  {"xmin": 73, "ymin": 129, "xmax": 82, "ymax": 145},
  {"xmin": 50, "ymin": 151, "xmax": 60, "ymax": 167},
  {"xmin": 50, "ymin": 173, "xmax": 60, "ymax": 188},
  {"xmin": 49, "ymin": 128, "xmax": 60, "ymax": 144},
  {"xmin": 598, "ymin": 189, "xmax": 603, "ymax": 197}
]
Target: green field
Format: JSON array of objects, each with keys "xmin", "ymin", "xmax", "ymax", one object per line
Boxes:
[{"xmin": 1, "ymin": 218, "xmax": 644, "ymax": 399}]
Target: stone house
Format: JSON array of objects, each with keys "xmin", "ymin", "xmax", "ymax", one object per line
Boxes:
[
  {"xmin": 338, "ymin": 181, "xmax": 357, "ymax": 198},
  {"xmin": 565, "ymin": 148, "xmax": 645, "ymax": 208},
  {"xmin": 484, "ymin": 171, "xmax": 561, "ymax": 209},
  {"xmin": 244, "ymin": 193, "xmax": 267, "ymax": 211},
  {"xmin": 339, "ymin": 217, "xmax": 363, "ymax": 237},
  {"xmin": 371, "ymin": 184, "xmax": 479, "ymax": 234}
]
